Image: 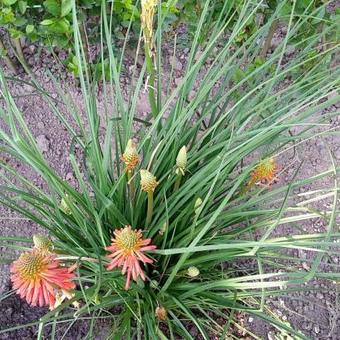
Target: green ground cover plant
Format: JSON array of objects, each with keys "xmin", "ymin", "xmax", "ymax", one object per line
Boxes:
[{"xmin": 0, "ymin": 0, "xmax": 339, "ymax": 338}]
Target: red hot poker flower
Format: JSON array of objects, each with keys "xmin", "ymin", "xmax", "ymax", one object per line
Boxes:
[
  {"xmin": 249, "ymin": 157, "xmax": 278, "ymax": 187},
  {"xmin": 10, "ymin": 249, "xmax": 75, "ymax": 308},
  {"xmin": 105, "ymin": 225, "xmax": 156, "ymax": 290}
]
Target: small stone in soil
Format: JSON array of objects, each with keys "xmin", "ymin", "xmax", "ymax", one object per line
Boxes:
[
  {"xmin": 36, "ymin": 134, "xmax": 49, "ymax": 153},
  {"xmin": 169, "ymin": 56, "xmax": 183, "ymax": 71},
  {"xmin": 65, "ymin": 172, "xmax": 74, "ymax": 181}
]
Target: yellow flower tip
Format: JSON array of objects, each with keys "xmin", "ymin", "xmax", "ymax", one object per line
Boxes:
[
  {"xmin": 250, "ymin": 157, "xmax": 278, "ymax": 186},
  {"xmin": 122, "ymin": 139, "xmax": 140, "ymax": 172},
  {"xmin": 141, "ymin": 0, "xmax": 157, "ymax": 47},
  {"xmin": 187, "ymin": 266, "xmax": 200, "ymax": 278},
  {"xmin": 176, "ymin": 145, "xmax": 187, "ymax": 176},
  {"xmin": 155, "ymin": 305, "xmax": 167, "ymax": 321},
  {"xmin": 140, "ymin": 169, "xmax": 158, "ymax": 193},
  {"xmin": 33, "ymin": 234, "xmax": 53, "ymax": 252}
]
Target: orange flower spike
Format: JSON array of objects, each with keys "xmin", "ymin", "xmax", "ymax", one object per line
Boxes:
[
  {"xmin": 10, "ymin": 249, "xmax": 75, "ymax": 308},
  {"xmin": 249, "ymin": 157, "xmax": 278, "ymax": 187},
  {"xmin": 121, "ymin": 139, "xmax": 139, "ymax": 173},
  {"xmin": 105, "ymin": 225, "xmax": 156, "ymax": 290}
]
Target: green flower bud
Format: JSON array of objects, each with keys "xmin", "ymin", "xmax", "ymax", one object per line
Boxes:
[
  {"xmin": 187, "ymin": 266, "xmax": 200, "ymax": 278},
  {"xmin": 176, "ymin": 146, "xmax": 187, "ymax": 176},
  {"xmin": 33, "ymin": 234, "xmax": 52, "ymax": 251},
  {"xmin": 60, "ymin": 195, "xmax": 72, "ymax": 215},
  {"xmin": 194, "ymin": 197, "xmax": 202, "ymax": 215},
  {"xmin": 159, "ymin": 222, "xmax": 167, "ymax": 235},
  {"xmin": 150, "ymin": 280, "xmax": 159, "ymax": 289}
]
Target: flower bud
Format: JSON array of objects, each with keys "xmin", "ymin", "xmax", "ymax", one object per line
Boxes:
[
  {"xmin": 140, "ymin": 169, "xmax": 158, "ymax": 192},
  {"xmin": 155, "ymin": 305, "xmax": 167, "ymax": 321},
  {"xmin": 194, "ymin": 197, "xmax": 202, "ymax": 215},
  {"xmin": 187, "ymin": 266, "xmax": 200, "ymax": 278},
  {"xmin": 33, "ymin": 234, "xmax": 52, "ymax": 252},
  {"xmin": 60, "ymin": 195, "xmax": 72, "ymax": 215},
  {"xmin": 141, "ymin": 0, "xmax": 157, "ymax": 48},
  {"xmin": 121, "ymin": 139, "xmax": 139, "ymax": 172},
  {"xmin": 159, "ymin": 222, "xmax": 167, "ymax": 235},
  {"xmin": 150, "ymin": 280, "xmax": 159, "ymax": 289},
  {"xmin": 176, "ymin": 146, "xmax": 187, "ymax": 176}
]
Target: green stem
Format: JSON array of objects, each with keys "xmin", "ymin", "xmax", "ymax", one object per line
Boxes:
[
  {"xmin": 261, "ymin": 19, "xmax": 279, "ymax": 58},
  {"xmin": 11, "ymin": 38, "xmax": 30, "ymax": 73},
  {"xmin": 144, "ymin": 44, "xmax": 158, "ymax": 119},
  {"xmin": 127, "ymin": 171, "xmax": 135, "ymax": 202},
  {"xmin": 146, "ymin": 191, "xmax": 154, "ymax": 227},
  {"xmin": 0, "ymin": 38, "xmax": 17, "ymax": 74},
  {"xmin": 174, "ymin": 174, "xmax": 182, "ymax": 192}
]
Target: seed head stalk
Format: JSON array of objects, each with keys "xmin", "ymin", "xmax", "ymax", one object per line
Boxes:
[
  {"xmin": 140, "ymin": 169, "xmax": 158, "ymax": 227},
  {"xmin": 121, "ymin": 139, "xmax": 140, "ymax": 203},
  {"xmin": 141, "ymin": 0, "xmax": 158, "ymax": 119},
  {"xmin": 145, "ymin": 45, "xmax": 158, "ymax": 119},
  {"xmin": 146, "ymin": 191, "xmax": 154, "ymax": 227},
  {"xmin": 127, "ymin": 170, "xmax": 135, "ymax": 202},
  {"xmin": 174, "ymin": 173, "xmax": 182, "ymax": 192}
]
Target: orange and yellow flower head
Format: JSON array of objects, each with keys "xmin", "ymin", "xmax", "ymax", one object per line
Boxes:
[
  {"xmin": 140, "ymin": 169, "xmax": 158, "ymax": 193},
  {"xmin": 105, "ymin": 225, "xmax": 156, "ymax": 290},
  {"xmin": 10, "ymin": 249, "xmax": 75, "ymax": 308},
  {"xmin": 121, "ymin": 139, "xmax": 139, "ymax": 172},
  {"xmin": 249, "ymin": 158, "xmax": 278, "ymax": 187}
]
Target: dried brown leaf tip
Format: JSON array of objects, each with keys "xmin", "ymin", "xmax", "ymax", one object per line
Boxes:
[{"xmin": 155, "ymin": 305, "xmax": 167, "ymax": 321}]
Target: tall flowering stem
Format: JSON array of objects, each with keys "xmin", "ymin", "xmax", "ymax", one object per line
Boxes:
[
  {"xmin": 141, "ymin": 0, "xmax": 158, "ymax": 119},
  {"xmin": 140, "ymin": 169, "xmax": 158, "ymax": 226},
  {"xmin": 121, "ymin": 139, "xmax": 140, "ymax": 201},
  {"xmin": 10, "ymin": 249, "xmax": 75, "ymax": 309},
  {"xmin": 105, "ymin": 225, "xmax": 157, "ymax": 290}
]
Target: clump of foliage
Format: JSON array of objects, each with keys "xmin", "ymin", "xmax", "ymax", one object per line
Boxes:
[{"xmin": 0, "ymin": 0, "xmax": 339, "ymax": 338}]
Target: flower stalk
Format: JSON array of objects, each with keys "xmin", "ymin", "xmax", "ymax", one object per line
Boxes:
[
  {"xmin": 174, "ymin": 174, "xmax": 182, "ymax": 191},
  {"xmin": 127, "ymin": 171, "xmax": 135, "ymax": 201},
  {"xmin": 122, "ymin": 139, "xmax": 140, "ymax": 201},
  {"xmin": 146, "ymin": 191, "xmax": 154, "ymax": 226},
  {"xmin": 141, "ymin": 0, "xmax": 158, "ymax": 119},
  {"xmin": 140, "ymin": 169, "xmax": 158, "ymax": 226}
]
